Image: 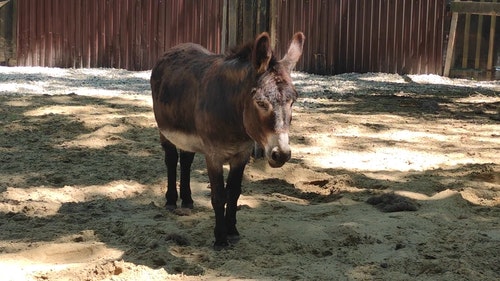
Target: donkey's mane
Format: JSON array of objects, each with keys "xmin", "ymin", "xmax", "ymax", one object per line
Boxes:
[
  {"xmin": 225, "ymin": 40, "xmax": 279, "ymax": 71},
  {"xmin": 225, "ymin": 42, "xmax": 253, "ymax": 61}
]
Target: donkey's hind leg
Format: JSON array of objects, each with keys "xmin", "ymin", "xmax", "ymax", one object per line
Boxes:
[
  {"xmin": 161, "ymin": 137, "xmax": 179, "ymax": 210},
  {"xmin": 180, "ymin": 150, "xmax": 195, "ymax": 209}
]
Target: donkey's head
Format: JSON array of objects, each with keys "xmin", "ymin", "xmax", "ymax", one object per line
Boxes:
[{"xmin": 244, "ymin": 32, "xmax": 305, "ymax": 168}]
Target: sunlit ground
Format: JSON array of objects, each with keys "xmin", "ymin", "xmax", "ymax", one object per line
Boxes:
[
  {"xmin": 293, "ymin": 110, "xmax": 499, "ymax": 171},
  {"xmin": 1, "ymin": 67, "xmax": 498, "ymax": 210},
  {"xmin": 292, "ymin": 72, "xmax": 499, "ymax": 170},
  {"xmin": 0, "ymin": 67, "xmax": 498, "ymax": 280}
]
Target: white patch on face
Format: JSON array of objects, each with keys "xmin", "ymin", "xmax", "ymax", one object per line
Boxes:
[
  {"xmin": 264, "ymin": 133, "xmax": 290, "ymax": 158},
  {"xmin": 160, "ymin": 129, "xmax": 205, "ymax": 153},
  {"xmin": 277, "ymin": 133, "xmax": 290, "ymax": 151}
]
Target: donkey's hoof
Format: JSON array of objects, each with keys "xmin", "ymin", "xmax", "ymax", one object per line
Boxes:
[
  {"xmin": 181, "ymin": 202, "xmax": 194, "ymax": 209},
  {"xmin": 228, "ymin": 234, "xmax": 240, "ymax": 244},
  {"xmin": 213, "ymin": 241, "xmax": 230, "ymax": 251},
  {"xmin": 173, "ymin": 208, "xmax": 192, "ymax": 216},
  {"xmin": 165, "ymin": 204, "xmax": 177, "ymax": 211}
]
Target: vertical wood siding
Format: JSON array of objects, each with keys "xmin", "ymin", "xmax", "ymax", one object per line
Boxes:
[
  {"xmin": 14, "ymin": 0, "xmax": 450, "ymax": 75},
  {"xmin": 16, "ymin": 0, "xmax": 223, "ymax": 70},
  {"xmin": 273, "ymin": 0, "xmax": 448, "ymax": 75}
]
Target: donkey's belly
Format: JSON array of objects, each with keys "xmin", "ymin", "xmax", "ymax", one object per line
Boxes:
[{"xmin": 160, "ymin": 129, "xmax": 205, "ymax": 153}]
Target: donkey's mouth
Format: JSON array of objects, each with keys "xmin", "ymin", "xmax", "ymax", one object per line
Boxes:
[{"xmin": 268, "ymin": 159, "xmax": 286, "ymax": 168}]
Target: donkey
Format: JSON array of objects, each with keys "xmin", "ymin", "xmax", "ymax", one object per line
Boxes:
[{"xmin": 151, "ymin": 32, "xmax": 304, "ymax": 249}]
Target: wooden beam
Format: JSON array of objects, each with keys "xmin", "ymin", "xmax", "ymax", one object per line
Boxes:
[
  {"xmin": 269, "ymin": 0, "xmax": 277, "ymax": 49},
  {"xmin": 475, "ymin": 0, "xmax": 485, "ymax": 69},
  {"xmin": 462, "ymin": 13, "xmax": 471, "ymax": 68},
  {"xmin": 227, "ymin": 0, "xmax": 238, "ymax": 47},
  {"xmin": 0, "ymin": 0, "xmax": 11, "ymax": 10},
  {"xmin": 444, "ymin": 12, "xmax": 459, "ymax": 77},
  {"xmin": 487, "ymin": 2, "xmax": 497, "ymax": 71},
  {"xmin": 451, "ymin": 1, "xmax": 500, "ymax": 16},
  {"xmin": 10, "ymin": 0, "xmax": 16, "ymax": 66},
  {"xmin": 221, "ymin": 0, "xmax": 228, "ymax": 53}
]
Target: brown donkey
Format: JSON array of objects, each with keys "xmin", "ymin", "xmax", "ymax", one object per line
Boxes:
[{"xmin": 151, "ymin": 32, "xmax": 304, "ymax": 249}]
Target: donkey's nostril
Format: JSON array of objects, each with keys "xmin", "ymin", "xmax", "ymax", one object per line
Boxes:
[
  {"xmin": 270, "ymin": 147, "xmax": 291, "ymax": 163},
  {"xmin": 271, "ymin": 148, "xmax": 280, "ymax": 162}
]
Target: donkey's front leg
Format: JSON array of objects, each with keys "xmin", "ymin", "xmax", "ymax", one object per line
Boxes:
[
  {"xmin": 205, "ymin": 158, "xmax": 228, "ymax": 250},
  {"xmin": 225, "ymin": 160, "xmax": 247, "ymax": 244}
]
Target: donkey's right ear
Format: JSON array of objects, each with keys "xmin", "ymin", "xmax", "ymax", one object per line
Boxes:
[
  {"xmin": 252, "ymin": 32, "xmax": 273, "ymax": 74},
  {"xmin": 280, "ymin": 32, "xmax": 305, "ymax": 72}
]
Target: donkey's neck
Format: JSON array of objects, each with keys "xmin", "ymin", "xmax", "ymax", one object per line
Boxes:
[{"xmin": 217, "ymin": 58, "xmax": 255, "ymax": 103}]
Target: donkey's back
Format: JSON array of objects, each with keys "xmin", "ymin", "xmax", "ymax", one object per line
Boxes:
[{"xmin": 150, "ymin": 43, "xmax": 223, "ymax": 153}]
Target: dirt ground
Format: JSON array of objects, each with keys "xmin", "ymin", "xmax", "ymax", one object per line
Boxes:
[{"xmin": 0, "ymin": 66, "xmax": 499, "ymax": 281}]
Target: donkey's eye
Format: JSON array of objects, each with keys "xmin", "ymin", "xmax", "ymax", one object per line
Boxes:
[{"xmin": 256, "ymin": 100, "xmax": 269, "ymax": 110}]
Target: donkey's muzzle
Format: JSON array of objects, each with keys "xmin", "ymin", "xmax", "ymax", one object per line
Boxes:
[
  {"xmin": 268, "ymin": 146, "xmax": 291, "ymax": 168},
  {"xmin": 264, "ymin": 132, "xmax": 291, "ymax": 168}
]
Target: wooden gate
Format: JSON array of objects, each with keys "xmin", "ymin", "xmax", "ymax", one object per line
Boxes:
[{"xmin": 444, "ymin": 0, "xmax": 500, "ymax": 79}]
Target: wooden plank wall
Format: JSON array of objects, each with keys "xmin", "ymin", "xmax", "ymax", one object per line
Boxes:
[
  {"xmin": 225, "ymin": 0, "xmax": 269, "ymax": 50},
  {"xmin": 16, "ymin": 0, "xmax": 224, "ymax": 70},
  {"xmin": 273, "ymin": 0, "xmax": 448, "ymax": 75},
  {"xmin": 13, "ymin": 0, "xmax": 454, "ymax": 75}
]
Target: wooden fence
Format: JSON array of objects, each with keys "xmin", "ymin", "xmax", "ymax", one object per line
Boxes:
[
  {"xmin": 15, "ymin": 0, "xmax": 224, "ymax": 69},
  {"xmin": 3, "ymin": 0, "xmax": 497, "ymax": 76},
  {"xmin": 272, "ymin": 0, "xmax": 449, "ymax": 75},
  {"xmin": 445, "ymin": 0, "xmax": 500, "ymax": 78}
]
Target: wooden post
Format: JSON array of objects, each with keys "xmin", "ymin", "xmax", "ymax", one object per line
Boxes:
[
  {"xmin": 227, "ymin": 0, "xmax": 239, "ymax": 48},
  {"xmin": 10, "ymin": 0, "xmax": 16, "ymax": 65},
  {"xmin": 462, "ymin": 13, "xmax": 471, "ymax": 68},
  {"xmin": 475, "ymin": 0, "xmax": 485, "ymax": 69},
  {"xmin": 269, "ymin": 0, "xmax": 277, "ymax": 48},
  {"xmin": 221, "ymin": 0, "xmax": 228, "ymax": 53},
  {"xmin": 0, "ymin": 0, "xmax": 15, "ymax": 65},
  {"xmin": 242, "ymin": 0, "xmax": 255, "ymax": 43},
  {"xmin": 444, "ymin": 12, "xmax": 459, "ymax": 77},
  {"xmin": 0, "ymin": 1, "xmax": 5, "ymax": 64},
  {"xmin": 487, "ymin": 0, "xmax": 497, "ymax": 72}
]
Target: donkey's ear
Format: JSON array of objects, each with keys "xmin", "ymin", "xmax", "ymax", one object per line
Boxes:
[
  {"xmin": 252, "ymin": 32, "xmax": 273, "ymax": 74},
  {"xmin": 280, "ymin": 32, "xmax": 305, "ymax": 72}
]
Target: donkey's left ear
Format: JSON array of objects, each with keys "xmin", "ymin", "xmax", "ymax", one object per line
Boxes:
[
  {"xmin": 252, "ymin": 32, "xmax": 273, "ymax": 74},
  {"xmin": 280, "ymin": 32, "xmax": 305, "ymax": 72}
]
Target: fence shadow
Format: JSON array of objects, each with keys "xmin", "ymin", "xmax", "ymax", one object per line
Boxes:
[
  {"xmin": 293, "ymin": 72, "xmax": 500, "ymax": 122},
  {"xmin": 0, "ymin": 70, "xmax": 498, "ymax": 279},
  {"xmin": 0, "ymin": 92, "xmax": 210, "ymax": 276}
]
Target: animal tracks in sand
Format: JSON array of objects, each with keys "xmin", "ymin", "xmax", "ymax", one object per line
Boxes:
[{"xmin": 0, "ymin": 67, "xmax": 498, "ymax": 280}]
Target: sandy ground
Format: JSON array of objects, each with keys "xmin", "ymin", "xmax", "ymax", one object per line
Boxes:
[{"xmin": 0, "ymin": 66, "xmax": 499, "ymax": 281}]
